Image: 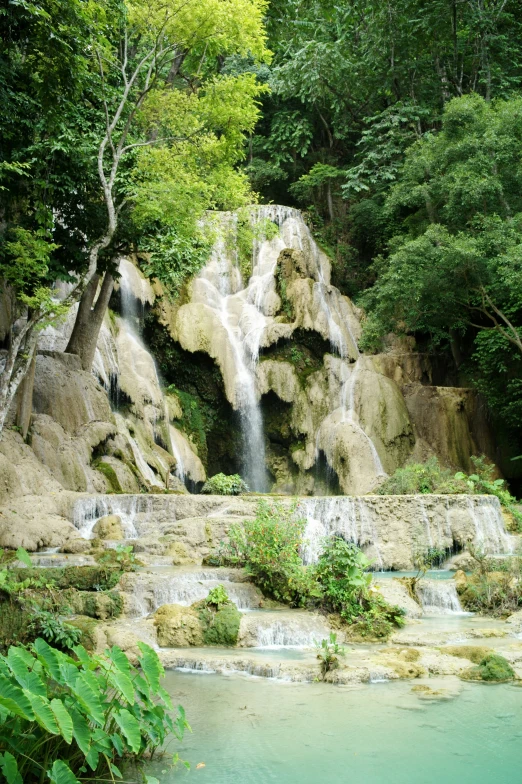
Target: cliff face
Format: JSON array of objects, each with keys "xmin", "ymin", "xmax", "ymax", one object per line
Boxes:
[{"xmin": 0, "ymin": 206, "xmax": 497, "ymax": 549}]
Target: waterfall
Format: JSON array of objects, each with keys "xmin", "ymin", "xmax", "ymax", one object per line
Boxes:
[
  {"xmin": 255, "ymin": 621, "xmax": 326, "ymax": 648},
  {"xmin": 125, "ymin": 569, "xmax": 263, "ymax": 616},
  {"xmin": 416, "ymin": 580, "xmax": 465, "ymax": 615},
  {"xmin": 72, "ymin": 495, "xmax": 152, "ymax": 539},
  {"xmin": 298, "ymin": 497, "xmax": 383, "ymax": 568},
  {"xmin": 466, "ymin": 496, "xmax": 513, "ymax": 554}
]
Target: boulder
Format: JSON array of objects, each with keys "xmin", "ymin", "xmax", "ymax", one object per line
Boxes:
[
  {"xmin": 154, "ymin": 604, "xmax": 204, "ymax": 647},
  {"xmin": 93, "ymin": 514, "xmax": 124, "ymax": 540},
  {"xmin": 61, "ymin": 538, "xmax": 91, "ymax": 554}
]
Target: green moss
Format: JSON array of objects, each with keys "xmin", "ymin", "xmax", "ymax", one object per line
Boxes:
[
  {"xmin": 10, "ymin": 566, "xmax": 122, "ymax": 592},
  {"xmin": 464, "ymin": 653, "xmax": 515, "ymax": 682},
  {"xmin": 198, "ymin": 603, "xmax": 241, "ymax": 646},
  {"xmin": 92, "ymin": 460, "xmax": 123, "ymax": 493},
  {"xmin": 67, "ymin": 616, "xmax": 99, "ymax": 651}
]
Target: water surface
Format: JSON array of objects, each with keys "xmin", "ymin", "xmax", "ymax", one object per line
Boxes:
[{"xmin": 149, "ymin": 672, "xmax": 522, "ymax": 783}]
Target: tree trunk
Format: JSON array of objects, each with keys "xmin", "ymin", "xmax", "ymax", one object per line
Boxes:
[
  {"xmin": 66, "ymin": 271, "xmax": 114, "ymax": 371},
  {"xmin": 15, "ymin": 348, "xmax": 36, "ymax": 438},
  {"xmin": 0, "ymin": 319, "xmax": 39, "ymax": 437}
]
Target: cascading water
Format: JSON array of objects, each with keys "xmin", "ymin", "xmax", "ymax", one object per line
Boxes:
[
  {"xmin": 466, "ymin": 496, "xmax": 513, "ymax": 554},
  {"xmin": 72, "ymin": 495, "xmax": 152, "ymax": 539},
  {"xmin": 298, "ymin": 497, "xmax": 383, "ymax": 568},
  {"xmin": 416, "ymin": 580, "xmax": 465, "ymax": 615}
]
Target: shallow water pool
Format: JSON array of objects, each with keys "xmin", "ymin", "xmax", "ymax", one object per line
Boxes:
[{"xmin": 147, "ymin": 672, "xmax": 522, "ymax": 784}]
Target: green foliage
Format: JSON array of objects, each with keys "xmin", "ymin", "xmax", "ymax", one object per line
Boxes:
[
  {"xmin": 97, "ymin": 546, "xmax": 139, "ymax": 572},
  {"xmin": 458, "ymin": 547, "xmax": 522, "ymax": 616},
  {"xmin": 315, "ymin": 633, "xmax": 345, "ymax": 679},
  {"xmin": 0, "ymin": 640, "xmax": 188, "ymax": 783},
  {"xmin": 313, "ymin": 537, "xmax": 372, "ymax": 617},
  {"xmin": 204, "ymin": 584, "xmax": 231, "ymax": 608},
  {"xmin": 313, "ymin": 537, "xmax": 405, "ymax": 638},
  {"xmin": 28, "ymin": 609, "xmax": 82, "ymax": 651},
  {"xmin": 377, "ymin": 456, "xmax": 520, "ymax": 520},
  {"xmin": 201, "ymin": 473, "xmax": 249, "ymax": 496},
  {"xmin": 219, "ymin": 501, "xmax": 313, "ymax": 606}
]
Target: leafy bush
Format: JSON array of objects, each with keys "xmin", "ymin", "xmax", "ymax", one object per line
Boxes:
[
  {"xmin": 313, "ymin": 537, "xmax": 372, "ymax": 615},
  {"xmin": 201, "ymin": 473, "xmax": 249, "ymax": 495},
  {"xmin": 313, "ymin": 536, "xmax": 405, "ymax": 637},
  {"xmin": 97, "ymin": 545, "xmax": 140, "ymax": 572},
  {"xmin": 204, "ymin": 584, "xmax": 230, "ymax": 608},
  {"xmin": 376, "ymin": 457, "xmax": 461, "ymax": 495},
  {"xmin": 315, "ymin": 633, "xmax": 345, "ymax": 679},
  {"xmin": 218, "ymin": 501, "xmax": 314, "ymax": 606},
  {"xmin": 0, "ymin": 639, "xmax": 188, "ymax": 783},
  {"xmin": 378, "ymin": 456, "xmax": 522, "ymax": 529},
  {"xmin": 28, "ymin": 609, "xmax": 82, "ymax": 650},
  {"xmin": 457, "ymin": 549, "xmax": 522, "ymax": 616}
]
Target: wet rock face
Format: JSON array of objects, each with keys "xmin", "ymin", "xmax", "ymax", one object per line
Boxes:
[
  {"xmin": 93, "ymin": 514, "xmax": 124, "ymax": 540},
  {"xmin": 154, "ymin": 604, "xmax": 205, "ymax": 647}
]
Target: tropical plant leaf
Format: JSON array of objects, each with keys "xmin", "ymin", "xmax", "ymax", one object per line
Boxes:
[
  {"xmin": 71, "ymin": 673, "xmax": 104, "ymax": 726},
  {"xmin": 0, "ymin": 751, "xmax": 23, "ymax": 784},
  {"xmin": 114, "ymin": 708, "xmax": 142, "ymax": 753},
  {"xmin": 157, "ymin": 685, "xmax": 174, "ymax": 710},
  {"xmin": 70, "ymin": 708, "xmax": 91, "ymax": 756},
  {"xmin": 15, "ymin": 547, "xmax": 33, "ymax": 567},
  {"xmin": 33, "ymin": 638, "xmax": 63, "ymax": 681},
  {"xmin": 85, "ymin": 746, "xmax": 99, "ymax": 771},
  {"xmin": 0, "ymin": 674, "xmax": 34, "ymax": 719},
  {"xmin": 145, "ymin": 778, "xmax": 160, "ymax": 784},
  {"xmin": 25, "ymin": 692, "xmax": 60, "ymax": 734},
  {"xmin": 110, "ymin": 732, "xmax": 124, "ymax": 756},
  {"xmin": 7, "ymin": 648, "xmax": 46, "ymax": 697},
  {"xmin": 50, "ymin": 699, "xmax": 73, "ymax": 744},
  {"xmin": 71, "ymin": 645, "xmax": 91, "ymax": 667},
  {"xmin": 108, "ymin": 645, "xmax": 131, "ymax": 675},
  {"xmin": 137, "ymin": 642, "xmax": 163, "ymax": 691},
  {"xmin": 108, "ymin": 669, "xmax": 135, "ymax": 704},
  {"xmin": 47, "ymin": 759, "xmax": 81, "ymax": 784},
  {"xmin": 110, "ymin": 762, "xmax": 122, "ymax": 777}
]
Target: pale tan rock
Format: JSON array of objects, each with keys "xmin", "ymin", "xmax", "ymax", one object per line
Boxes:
[
  {"xmin": 154, "ymin": 604, "xmax": 204, "ymax": 647},
  {"xmin": 373, "ymin": 578, "xmax": 422, "ymax": 618},
  {"xmin": 93, "ymin": 514, "xmax": 124, "ymax": 540},
  {"xmin": 61, "ymin": 538, "xmax": 91, "ymax": 554}
]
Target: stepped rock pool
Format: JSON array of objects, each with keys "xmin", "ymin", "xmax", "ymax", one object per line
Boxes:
[{"xmin": 148, "ymin": 672, "xmax": 522, "ymax": 783}]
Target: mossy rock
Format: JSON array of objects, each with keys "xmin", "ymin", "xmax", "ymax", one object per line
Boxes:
[
  {"xmin": 444, "ymin": 645, "xmax": 493, "ymax": 665},
  {"xmin": 67, "ymin": 616, "xmax": 99, "ymax": 651},
  {"xmin": 462, "ymin": 653, "xmax": 515, "ymax": 682},
  {"xmin": 92, "ymin": 460, "xmax": 123, "ymax": 492},
  {"xmin": 10, "ymin": 566, "xmax": 122, "ymax": 592},
  {"xmin": 154, "ymin": 604, "xmax": 204, "ymax": 647},
  {"xmin": 198, "ymin": 603, "xmax": 241, "ymax": 646}
]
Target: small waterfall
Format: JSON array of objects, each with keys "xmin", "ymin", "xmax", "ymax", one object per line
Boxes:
[
  {"xmin": 416, "ymin": 580, "xmax": 464, "ymax": 615},
  {"xmin": 126, "ymin": 569, "xmax": 263, "ymax": 616},
  {"xmin": 72, "ymin": 495, "xmax": 152, "ymax": 539},
  {"xmin": 255, "ymin": 621, "xmax": 327, "ymax": 648},
  {"xmin": 466, "ymin": 496, "xmax": 512, "ymax": 554},
  {"xmin": 299, "ymin": 497, "xmax": 383, "ymax": 568}
]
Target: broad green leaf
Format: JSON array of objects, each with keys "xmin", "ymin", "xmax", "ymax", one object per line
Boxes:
[
  {"xmin": 7, "ymin": 645, "xmax": 34, "ymax": 668},
  {"xmin": 114, "ymin": 708, "xmax": 142, "ymax": 753},
  {"xmin": 15, "ymin": 547, "xmax": 33, "ymax": 567},
  {"xmin": 0, "ymin": 751, "xmax": 23, "ymax": 784},
  {"xmin": 47, "ymin": 759, "xmax": 81, "ymax": 784},
  {"xmin": 0, "ymin": 674, "xmax": 34, "ymax": 719},
  {"xmin": 25, "ymin": 692, "xmax": 60, "ymax": 734},
  {"xmin": 137, "ymin": 642, "xmax": 163, "ymax": 692},
  {"xmin": 108, "ymin": 669, "xmax": 135, "ymax": 704},
  {"xmin": 70, "ymin": 708, "xmax": 91, "ymax": 755},
  {"xmin": 157, "ymin": 685, "xmax": 174, "ymax": 710},
  {"xmin": 7, "ymin": 648, "xmax": 46, "ymax": 697},
  {"xmin": 110, "ymin": 732, "xmax": 124, "ymax": 756},
  {"xmin": 50, "ymin": 698, "xmax": 73, "ymax": 744},
  {"xmin": 71, "ymin": 673, "xmax": 104, "ymax": 726},
  {"xmin": 108, "ymin": 645, "xmax": 131, "ymax": 675},
  {"xmin": 33, "ymin": 638, "xmax": 63, "ymax": 681},
  {"xmin": 146, "ymin": 778, "xmax": 160, "ymax": 784},
  {"xmin": 71, "ymin": 645, "xmax": 91, "ymax": 667},
  {"xmin": 110, "ymin": 762, "xmax": 122, "ymax": 778},
  {"xmin": 85, "ymin": 747, "xmax": 99, "ymax": 771}
]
